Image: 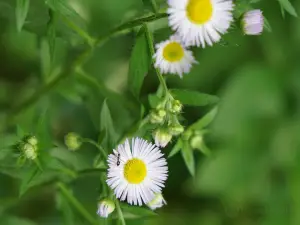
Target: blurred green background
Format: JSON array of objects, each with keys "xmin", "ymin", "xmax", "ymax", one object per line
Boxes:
[{"xmin": 1, "ymin": 0, "xmax": 300, "ymax": 224}]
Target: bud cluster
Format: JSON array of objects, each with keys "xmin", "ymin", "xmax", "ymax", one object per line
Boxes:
[{"xmin": 17, "ymin": 135, "xmax": 38, "ymax": 160}]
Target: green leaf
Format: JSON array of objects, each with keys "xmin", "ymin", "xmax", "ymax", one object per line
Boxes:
[
  {"xmin": 47, "ymin": 9, "xmax": 57, "ymax": 62},
  {"xmin": 264, "ymin": 16, "xmax": 272, "ymax": 32},
  {"xmin": 100, "ymin": 99, "xmax": 117, "ymax": 148},
  {"xmin": 148, "ymin": 94, "xmax": 161, "ymax": 108},
  {"xmin": 16, "ymin": 0, "xmax": 30, "ymax": 32},
  {"xmin": 171, "ymin": 89, "xmax": 219, "ymax": 106},
  {"xmin": 56, "ymin": 192, "xmax": 76, "ymax": 225},
  {"xmin": 168, "ymin": 138, "xmax": 183, "ymax": 158},
  {"xmin": 189, "ymin": 107, "xmax": 218, "ymax": 131},
  {"xmin": 120, "ymin": 203, "xmax": 157, "ymax": 219},
  {"xmin": 45, "ymin": 0, "xmax": 83, "ymax": 19},
  {"xmin": 181, "ymin": 141, "xmax": 195, "ymax": 176},
  {"xmin": 128, "ymin": 26, "xmax": 151, "ymax": 98},
  {"xmin": 277, "ymin": 0, "xmax": 298, "ymax": 17},
  {"xmin": 19, "ymin": 166, "xmax": 40, "ymax": 197},
  {"xmin": 0, "ymin": 215, "xmax": 37, "ymax": 225}
]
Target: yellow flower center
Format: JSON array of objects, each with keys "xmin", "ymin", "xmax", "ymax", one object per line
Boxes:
[
  {"xmin": 124, "ymin": 158, "xmax": 147, "ymax": 184},
  {"xmin": 186, "ymin": 0, "xmax": 213, "ymax": 24},
  {"xmin": 162, "ymin": 42, "xmax": 184, "ymax": 62}
]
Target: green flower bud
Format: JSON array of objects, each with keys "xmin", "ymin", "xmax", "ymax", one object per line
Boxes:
[
  {"xmin": 169, "ymin": 124, "xmax": 184, "ymax": 136},
  {"xmin": 147, "ymin": 193, "xmax": 167, "ymax": 210},
  {"xmin": 153, "ymin": 129, "xmax": 172, "ymax": 148},
  {"xmin": 190, "ymin": 135, "xmax": 203, "ymax": 149},
  {"xmin": 97, "ymin": 199, "xmax": 115, "ymax": 218},
  {"xmin": 21, "ymin": 143, "xmax": 38, "ymax": 160},
  {"xmin": 150, "ymin": 109, "xmax": 166, "ymax": 124},
  {"xmin": 65, "ymin": 132, "xmax": 82, "ymax": 151},
  {"xmin": 170, "ymin": 100, "xmax": 182, "ymax": 114},
  {"xmin": 26, "ymin": 136, "xmax": 38, "ymax": 146}
]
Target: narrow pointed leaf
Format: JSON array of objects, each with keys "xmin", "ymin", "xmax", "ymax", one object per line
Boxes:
[
  {"xmin": 181, "ymin": 141, "xmax": 195, "ymax": 176},
  {"xmin": 16, "ymin": 0, "xmax": 30, "ymax": 32},
  {"xmin": 171, "ymin": 89, "xmax": 219, "ymax": 106}
]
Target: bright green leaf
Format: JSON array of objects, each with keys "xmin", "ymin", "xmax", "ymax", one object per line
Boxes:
[
  {"xmin": 16, "ymin": 0, "xmax": 30, "ymax": 32},
  {"xmin": 168, "ymin": 138, "xmax": 183, "ymax": 158},
  {"xmin": 128, "ymin": 26, "xmax": 151, "ymax": 98},
  {"xmin": 148, "ymin": 94, "xmax": 161, "ymax": 108},
  {"xmin": 277, "ymin": 0, "xmax": 298, "ymax": 17},
  {"xmin": 189, "ymin": 107, "xmax": 218, "ymax": 131},
  {"xmin": 181, "ymin": 141, "xmax": 195, "ymax": 176},
  {"xmin": 171, "ymin": 89, "xmax": 219, "ymax": 106}
]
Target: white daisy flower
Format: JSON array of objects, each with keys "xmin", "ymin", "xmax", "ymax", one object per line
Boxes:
[
  {"xmin": 154, "ymin": 35, "xmax": 197, "ymax": 77},
  {"xmin": 147, "ymin": 193, "xmax": 167, "ymax": 210},
  {"xmin": 97, "ymin": 199, "xmax": 115, "ymax": 218},
  {"xmin": 107, "ymin": 138, "xmax": 168, "ymax": 206},
  {"xmin": 167, "ymin": 0, "xmax": 234, "ymax": 47},
  {"xmin": 242, "ymin": 10, "xmax": 264, "ymax": 35}
]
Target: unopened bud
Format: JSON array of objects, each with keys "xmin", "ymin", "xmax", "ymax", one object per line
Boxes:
[
  {"xmin": 97, "ymin": 199, "xmax": 115, "ymax": 218},
  {"xmin": 147, "ymin": 193, "xmax": 167, "ymax": 210},
  {"xmin": 26, "ymin": 136, "xmax": 38, "ymax": 146},
  {"xmin": 169, "ymin": 124, "xmax": 184, "ymax": 136},
  {"xmin": 22, "ymin": 143, "xmax": 38, "ymax": 160},
  {"xmin": 170, "ymin": 100, "xmax": 182, "ymax": 114},
  {"xmin": 190, "ymin": 135, "xmax": 203, "ymax": 149},
  {"xmin": 150, "ymin": 109, "xmax": 166, "ymax": 124},
  {"xmin": 153, "ymin": 129, "xmax": 172, "ymax": 148},
  {"xmin": 65, "ymin": 132, "xmax": 82, "ymax": 151}
]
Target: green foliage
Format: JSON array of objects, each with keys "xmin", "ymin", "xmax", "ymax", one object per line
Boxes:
[
  {"xmin": 15, "ymin": 0, "xmax": 30, "ymax": 32},
  {"xmin": 278, "ymin": 0, "xmax": 298, "ymax": 17}
]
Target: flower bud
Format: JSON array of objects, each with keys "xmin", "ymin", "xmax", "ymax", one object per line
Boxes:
[
  {"xmin": 242, "ymin": 9, "xmax": 264, "ymax": 35},
  {"xmin": 22, "ymin": 143, "xmax": 38, "ymax": 160},
  {"xmin": 170, "ymin": 100, "xmax": 182, "ymax": 114},
  {"xmin": 190, "ymin": 135, "xmax": 203, "ymax": 149},
  {"xmin": 97, "ymin": 199, "xmax": 115, "ymax": 218},
  {"xmin": 147, "ymin": 193, "xmax": 167, "ymax": 210},
  {"xmin": 26, "ymin": 136, "xmax": 38, "ymax": 146},
  {"xmin": 153, "ymin": 129, "xmax": 172, "ymax": 148},
  {"xmin": 150, "ymin": 109, "xmax": 166, "ymax": 124},
  {"xmin": 169, "ymin": 124, "xmax": 184, "ymax": 136},
  {"xmin": 65, "ymin": 132, "xmax": 82, "ymax": 151}
]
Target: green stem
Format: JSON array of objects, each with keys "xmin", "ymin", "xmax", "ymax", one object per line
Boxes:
[
  {"xmin": 61, "ymin": 16, "xmax": 95, "ymax": 47},
  {"xmin": 7, "ymin": 13, "xmax": 168, "ymax": 120},
  {"xmin": 81, "ymin": 138, "xmax": 107, "ymax": 159},
  {"xmin": 57, "ymin": 182, "xmax": 97, "ymax": 225},
  {"xmin": 115, "ymin": 200, "xmax": 126, "ymax": 225},
  {"xmin": 143, "ymin": 24, "xmax": 169, "ymax": 96}
]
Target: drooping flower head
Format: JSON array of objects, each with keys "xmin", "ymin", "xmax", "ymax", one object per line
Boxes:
[
  {"xmin": 167, "ymin": 0, "xmax": 234, "ymax": 47},
  {"xmin": 242, "ymin": 9, "xmax": 264, "ymax": 35},
  {"xmin": 154, "ymin": 35, "xmax": 197, "ymax": 77},
  {"xmin": 147, "ymin": 193, "xmax": 167, "ymax": 210},
  {"xmin": 97, "ymin": 199, "xmax": 115, "ymax": 218},
  {"xmin": 107, "ymin": 138, "xmax": 168, "ymax": 205}
]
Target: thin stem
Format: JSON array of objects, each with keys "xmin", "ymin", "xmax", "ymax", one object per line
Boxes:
[
  {"xmin": 57, "ymin": 182, "xmax": 98, "ymax": 225},
  {"xmin": 7, "ymin": 13, "xmax": 167, "ymax": 120},
  {"xmin": 143, "ymin": 24, "xmax": 169, "ymax": 96},
  {"xmin": 115, "ymin": 200, "xmax": 126, "ymax": 225},
  {"xmin": 81, "ymin": 138, "xmax": 107, "ymax": 159},
  {"xmin": 61, "ymin": 16, "xmax": 95, "ymax": 47}
]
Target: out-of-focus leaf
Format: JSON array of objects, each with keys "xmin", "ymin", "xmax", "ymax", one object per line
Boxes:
[
  {"xmin": 264, "ymin": 16, "xmax": 272, "ymax": 32},
  {"xmin": 171, "ymin": 89, "xmax": 219, "ymax": 106},
  {"xmin": 277, "ymin": 0, "xmax": 298, "ymax": 17},
  {"xmin": 0, "ymin": 215, "xmax": 37, "ymax": 225},
  {"xmin": 181, "ymin": 141, "xmax": 195, "ymax": 176},
  {"xmin": 189, "ymin": 107, "xmax": 218, "ymax": 131},
  {"xmin": 47, "ymin": 9, "xmax": 57, "ymax": 63},
  {"xmin": 128, "ymin": 26, "xmax": 151, "ymax": 98},
  {"xmin": 168, "ymin": 138, "xmax": 182, "ymax": 158},
  {"xmin": 56, "ymin": 192, "xmax": 76, "ymax": 225},
  {"xmin": 120, "ymin": 203, "xmax": 157, "ymax": 219},
  {"xmin": 19, "ymin": 166, "xmax": 40, "ymax": 197},
  {"xmin": 15, "ymin": 0, "xmax": 30, "ymax": 32},
  {"xmin": 100, "ymin": 99, "xmax": 117, "ymax": 148}
]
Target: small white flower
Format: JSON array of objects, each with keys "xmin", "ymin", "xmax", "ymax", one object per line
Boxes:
[
  {"xmin": 107, "ymin": 138, "xmax": 168, "ymax": 206},
  {"xmin": 167, "ymin": 0, "xmax": 234, "ymax": 47},
  {"xmin": 153, "ymin": 129, "xmax": 172, "ymax": 148},
  {"xmin": 147, "ymin": 193, "xmax": 167, "ymax": 210},
  {"xmin": 97, "ymin": 199, "xmax": 115, "ymax": 218},
  {"xmin": 154, "ymin": 35, "xmax": 197, "ymax": 77},
  {"xmin": 242, "ymin": 9, "xmax": 264, "ymax": 35}
]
